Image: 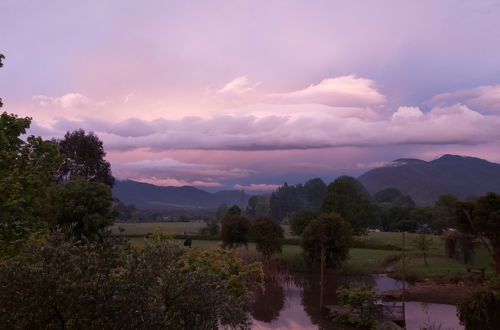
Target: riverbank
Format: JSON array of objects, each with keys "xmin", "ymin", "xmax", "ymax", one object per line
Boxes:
[{"xmin": 382, "ymin": 281, "xmax": 479, "ymax": 305}]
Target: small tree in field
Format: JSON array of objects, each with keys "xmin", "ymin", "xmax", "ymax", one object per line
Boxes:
[
  {"xmin": 301, "ymin": 213, "xmax": 353, "ymax": 268},
  {"xmin": 221, "ymin": 214, "xmax": 251, "ymax": 249},
  {"xmin": 251, "ymin": 216, "xmax": 284, "ymax": 259},
  {"xmin": 412, "ymin": 231, "xmax": 434, "ymax": 265}
]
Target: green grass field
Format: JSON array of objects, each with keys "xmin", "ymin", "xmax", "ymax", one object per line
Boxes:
[{"xmin": 114, "ymin": 222, "xmax": 495, "ymax": 279}]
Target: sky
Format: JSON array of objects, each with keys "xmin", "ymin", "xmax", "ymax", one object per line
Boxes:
[{"xmin": 2, "ymin": 0, "xmax": 500, "ymax": 192}]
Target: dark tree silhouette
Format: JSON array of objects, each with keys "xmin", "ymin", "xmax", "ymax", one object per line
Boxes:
[
  {"xmin": 58, "ymin": 129, "xmax": 114, "ymax": 187},
  {"xmin": 251, "ymin": 216, "xmax": 284, "ymax": 259},
  {"xmin": 221, "ymin": 214, "xmax": 251, "ymax": 248}
]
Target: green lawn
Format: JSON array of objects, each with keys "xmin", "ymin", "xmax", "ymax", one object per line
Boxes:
[
  {"xmin": 111, "ymin": 222, "xmax": 206, "ymax": 236},
  {"xmin": 115, "ymin": 223, "xmax": 495, "ymax": 279}
]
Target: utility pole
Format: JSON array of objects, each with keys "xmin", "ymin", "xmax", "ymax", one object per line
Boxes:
[
  {"xmin": 320, "ymin": 242, "xmax": 325, "ymax": 309},
  {"xmin": 402, "ymin": 232, "xmax": 406, "ymax": 326}
]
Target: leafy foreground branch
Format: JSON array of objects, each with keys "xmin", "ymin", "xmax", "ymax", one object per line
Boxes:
[{"xmin": 0, "ymin": 230, "xmax": 263, "ymax": 329}]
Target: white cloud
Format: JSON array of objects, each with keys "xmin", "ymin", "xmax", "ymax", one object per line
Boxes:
[
  {"xmin": 33, "ymin": 93, "xmax": 91, "ymax": 109},
  {"xmin": 210, "ymin": 75, "xmax": 385, "ymax": 109},
  {"xmin": 429, "ymin": 84, "xmax": 500, "ymax": 114}
]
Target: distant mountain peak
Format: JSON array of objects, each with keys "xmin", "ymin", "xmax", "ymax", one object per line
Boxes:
[
  {"xmin": 359, "ymin": 154, "xmax": 500, "ymax": 205},
  {"xmin": 390, "ymin": 158, "xmax": 427, "ymax": 167}
]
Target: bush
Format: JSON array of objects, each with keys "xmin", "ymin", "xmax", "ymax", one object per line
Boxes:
[
  {"xmin": 331, "ymin": 284, "xmax": 382, "ymax": 329},
  {"xmin": 458, "ymin": 276, "xmax": 500, "ymax": 330}
]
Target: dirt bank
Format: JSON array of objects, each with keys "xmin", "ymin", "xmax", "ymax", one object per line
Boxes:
[{"xmin": 382, "ymin": 283, "xmax": 478, "ymax": 305}]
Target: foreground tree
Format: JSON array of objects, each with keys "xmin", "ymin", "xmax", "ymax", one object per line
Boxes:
[
  {"xmin": 0, "ymin": 230, "xmax": 261, "ymax": 329},
  {"xmin": 458, "ymin": 276, "xmax": 500, "ymax": 330},
  {"xmin": 43, "ymin": 179, "xmax": 117, "ymax": 240},
  {"xmin": 221, "ymin": 214, "xmax": 251, "ymax": 248},
  {"xmin": 251, "ymin": 216, "xmax": 284, "ymax": 259},
  {"xmin": 322, "ymin": 176, "xmax": 380, "ymax": 235},
  {"xmin": 455, "ymin": 193, "xmax": 500, "ymax": 274},
  {"xmin": 301, "ymin": 213, "xmax": 353, "ymax": 268},
  {"xmin": 0, "ymin": 113, "xmax": 61, "ymax": 255},
  {"xmin": 57, "ymin": 129, "xmax": 114, "ymax": 187}
]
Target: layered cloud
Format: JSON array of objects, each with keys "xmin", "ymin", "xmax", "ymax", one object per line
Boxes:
[
  {"xmin": 211, "ymin": 75, "xmax": 385, "ymax": 109},
  {"xmin": 429, "ymin": 84, "xmax": 500, "ymax": 114},
  {"xmin": 23, "ymin": 77, "xmax": 500, "ymax": 189}
]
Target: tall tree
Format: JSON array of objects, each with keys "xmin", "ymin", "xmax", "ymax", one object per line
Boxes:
[
  {"xmin": 455, "ymin": 193, "xmax": 500, "ymax": 274},
  {"xmin": 44, "ymin": 179, "xmax": 117, "ymax": 240},
  {"xmin": 57, "ymin": 129, "xmax": 114, "ymax": 187},
  {"xmin": 322, "ymin": 176, "xmax": 380, "ymax": 235},
  {"xmin": 1, "ymin": 56, "xmax": 62, "ymax": 255},
  {"xmin": 301, "ymin": 213, "xmax": 353, "ymax": 268},
  {"xmin": 221, "ymin": 214, "xmax": 251, "ymax": 249},
  {"xmin": 251, "ymin": 216, "xmax": 284, "ymax": 259}
]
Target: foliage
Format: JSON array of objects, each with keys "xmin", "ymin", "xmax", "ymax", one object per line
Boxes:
[
  {"xmin": 221, "ymin": 214, "xmax": 251, "ymax": 248},
  {"xmin": 251, "ymin": 216, "xmax": 284, "ymax": 259},
  {"xmin": 0, "ymin": 112, "xmax": 62, "ymax": 256},
  {"xmin": 245, "ymin": 194, "xmax": 271, "ymax": 218},
  {"xmin": 458, "ymin": 276, "xmax": 500, "ymax": 330},
  {"xmin": 374, "ymin": 188, "xmax": 415, "ymax": 208},
  {"xmin": 227, "ymin": 204, "xmax": 242, "ymax": 216},
  {"xmin": 43, "ymin": 179, "xmax": 117, "ymax": 240},
  {"xmin": 432, "ymin": 194, "xmax": 458, "ymax": 230},
  {"xmin": 290, "ymin": 210, "xmax": 319, "ymax": 236},
  {"xmin": 331, "ymin": 284, "xmax": 382, "ymax": 329},
  {"xmin": 0, "ymin": 230, "xmax": 255, "ymax": 329},
  {"xmin": 113, "ymin": 201, "xmax": 137, "ymax": 220},
  {"xmin": 301, "ymin": 212, "xmax": 353, "ymax": 269},
  {"xmin": 180, "ymin": 246, "xmax": 263, "ymax": 298},
  {"xmin": 322, "ymin": 176, "xmax": 380, "ymax": 235},
  {"xmin": 215, "ymin": 203, "xmax": 228, "ymax": 220},
  {"xmin": 149, "ymin": 228, "xmax": 173, "ymax": 242},
  {"xmin": 199, "ymin": 219, "xmax": 220, "ymax": 238},
  {"xmin": 412, "ymin": 231, "xmax": 434, "ymax": 265},
  {"xmin": 455, "ymin": 193, "xmax": 500, "ymax": 273},
  {"xmin": 57, "ymin": 129, "xmax": 115, "ymax": 187},
  {"xmin": 269, "ymin": 178, "xmax": 327, "ymax": 222}
]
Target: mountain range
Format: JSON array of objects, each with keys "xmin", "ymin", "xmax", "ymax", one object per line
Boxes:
[
  {"xmin": 113, "ymin": 154, "xmax": 500, "ymax": 210},
  {"xmin": 113, "ymin": 180, "xmax": 250, "ymax": 210},
  {"xmin": 358, "ymin": 154, "xmax": 500, "ymax": 205}
]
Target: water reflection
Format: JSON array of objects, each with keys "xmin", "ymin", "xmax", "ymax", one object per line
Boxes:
[
  {"xmin": 250, "ymin": 271, "xmax": 463, "ymax": 330},
  {"xmin": 405, "ymin": 302, "xmax": 464, "ymax": 330}
]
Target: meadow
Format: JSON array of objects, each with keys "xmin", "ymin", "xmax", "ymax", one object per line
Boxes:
[{"xmin": 112, "ymin": 222, "xmax": 495, "ymax": 278}]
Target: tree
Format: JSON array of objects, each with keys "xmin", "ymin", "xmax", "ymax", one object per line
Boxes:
[
  {"xmin": 1, "ymin": 96, "xmax": 61, "ymax": 254},
  {"xmin": 227, "ymin": 204, "xmax": 242, "ymax": 216},
  {"xmin": 215, "ymin": 203, "xmax": 228, "ymax": 220},
  {"xmin": 57, "ymin": 129, "xmax": 114, "ymax": 187},
  {"xmin": 251, "ymin": 216, "xmax": 284, "ymax": 259},
  {"xmin": 412, "ymin": 231, "xmax": 434, "ymax": 265},
  {"xmin": 458, "ymin": 276, "xmax": 500, "ymax": 330},
  {"xmin": 43, "ymin": 179, "xmax": 117, "ymax": 240},
  {"xmin": 221, "ymin": 214, "xmax": 251, "ymax": 248},
  {"xmin": 322, "ymin": 176, "xmax": 380, "ymax": 235},
  {"xmin": 455, "ymin": 193, "xmax": 500, "ymax": 273},
  {"xmin": 290, "ymin": 210, "xmax": 319, "ymax": 236},
  {"xmin": 432, "ymin": 194, "xmax": 458, "ymax": 231},
  {"xmin": 245, "ymin": 194, "xmax": 271, "ymax": 218},
  {"xmin": 269, "ymin": 178, "xmax": 327, "ymax": 223},
  {"xmin": 374, "ymin": 188, "xmax": 415, "ymax": 208},
  {"xmin": 301, "ymin": 213, "xmax": 353, "ymax": 268},
  {"xmin": 332, "ymin": 284, "xmax": 382, "ymax": 329},
  {"xmin": 0, "ymin": 230, "xmax": 259, "ymax": 329}
]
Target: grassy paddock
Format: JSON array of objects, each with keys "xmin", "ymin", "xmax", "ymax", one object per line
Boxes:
[
  {"xmin": 114, "ymin": 222, "xmax": 495, "ymax": 278},
  {"xmin": 111, "ymin": 222, "xmax": 206, "ymax": 236}
]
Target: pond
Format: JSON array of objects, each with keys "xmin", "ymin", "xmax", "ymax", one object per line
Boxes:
[{"xmin": 250, "ymin": 272, "xmax": 463, "ymax": 330}]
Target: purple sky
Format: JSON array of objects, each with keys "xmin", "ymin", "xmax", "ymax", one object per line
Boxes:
[{"xmin": 2, "ymin": 0, "xmax": 500, "ymax": 192}]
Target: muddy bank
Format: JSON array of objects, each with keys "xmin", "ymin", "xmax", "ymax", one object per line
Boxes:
[{"xmin": 382, "ymin": 283, "xmax": 478, "ymax": 305}]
